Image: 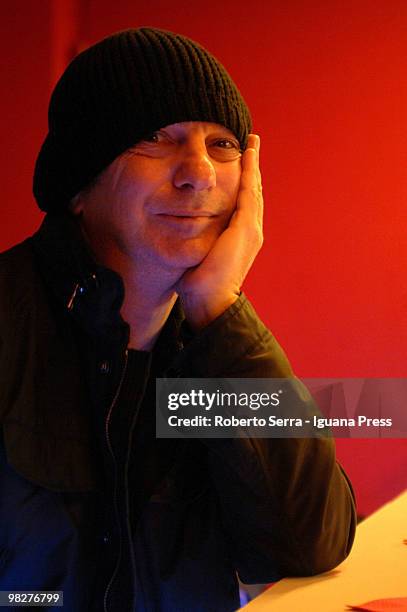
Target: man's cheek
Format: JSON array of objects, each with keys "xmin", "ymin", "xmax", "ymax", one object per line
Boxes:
[{"xmin": 223, "ymin": 201, "xmax": 237, "ymax": 228}]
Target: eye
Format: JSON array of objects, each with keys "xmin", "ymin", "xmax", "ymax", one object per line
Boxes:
[
  {"xmin": 142, "ymin": 131, "xmax": 162, "ymax": 143},
  {"xmin": 214, "ymin": 138, "xmax": 240, "ymax": 150},
  {"xmin": 209, "ymin": 137, "xmax": 242, "ymax": 161}
]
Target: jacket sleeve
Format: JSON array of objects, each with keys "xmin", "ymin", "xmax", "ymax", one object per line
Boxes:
[{"xmin": 170, "ymin": 293, "xmax": 357, "ymax": 583}]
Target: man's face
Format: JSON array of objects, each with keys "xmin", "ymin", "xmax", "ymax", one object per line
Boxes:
[{"xmin": 72, "ymin": 121, "xmax": 242, "ymax": 272}]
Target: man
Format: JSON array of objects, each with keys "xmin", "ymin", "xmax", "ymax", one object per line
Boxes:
[{"xmin": 0, "ymin": 27, "xmax": 356, "ymax": 612}]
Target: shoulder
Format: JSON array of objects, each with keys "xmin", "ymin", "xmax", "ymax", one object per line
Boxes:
[
  {"xmin": 0, "ymin": 237, "xmax": 34, "ymax": 263},
  {"xmin": 0, "ymin": 238, "xmax": 44, "ymax": 324},
  {"xmin": 0, "ymin": 238, "xmax": 39, "ymax": 287}
]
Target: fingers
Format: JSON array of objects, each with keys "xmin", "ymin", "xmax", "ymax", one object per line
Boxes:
[
  {"xmin": 241, "ymin": 134, "xmax": 262, "ymax": 193},
  {"xmin": 237, "ymin": 134, "xmax": 264, "ymax": 232},
  {"xmin": 246, "ymin": 133, "xmax": 259, "ymax": 153}
]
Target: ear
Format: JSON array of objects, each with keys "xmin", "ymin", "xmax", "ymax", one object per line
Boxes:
[{"xmin": 69, "ymin": 193, "xmax": 84, "ymax": 216}]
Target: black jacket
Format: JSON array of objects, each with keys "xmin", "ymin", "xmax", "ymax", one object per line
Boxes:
[{"xmin": 0, "ymin": 214, "xmax": 357, "ymax": 612}]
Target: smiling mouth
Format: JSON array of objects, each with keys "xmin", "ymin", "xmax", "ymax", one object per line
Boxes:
[
  {"xmin": 156, "ymin": 215, "xmax": 214, "ymax": 225},
  {"xmin": 157, "ymin": 212, "xmax": 216, "ymax": 218},
  {"xmin": 158, "ymin": 216, "xmax": 213, "ymax": 221}
]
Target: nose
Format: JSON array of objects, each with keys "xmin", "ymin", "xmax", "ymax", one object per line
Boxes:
[{"xmin": 172, "ymin": 145, "xmax": 216, "ymax": 191}]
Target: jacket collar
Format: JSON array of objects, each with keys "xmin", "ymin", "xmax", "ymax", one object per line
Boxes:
[{"xmin": 30, "ymin": 213, "xmax": 186, "ymax": 351}]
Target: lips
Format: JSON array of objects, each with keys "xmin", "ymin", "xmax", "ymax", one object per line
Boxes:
[
  {"xmin": 156, "ymin": 210, "xmax": 216, "ymax": 217},
  {"xmin": 154, "ymin": 211, "xmax": 217, "ymax": 236}
]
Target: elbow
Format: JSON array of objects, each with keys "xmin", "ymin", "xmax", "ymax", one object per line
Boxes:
[{"xmin": 295, "ymin": 502, "xmax": 357, "ymax": 577}]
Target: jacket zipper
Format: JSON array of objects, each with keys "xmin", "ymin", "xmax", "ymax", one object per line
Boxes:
[
  {"xmin": 103, "ymin": 349, "xmax": 129, "ymax": 612},
  {"xmin": 121, "ymin": 355, "xmax": 153, "ymax": 611}
]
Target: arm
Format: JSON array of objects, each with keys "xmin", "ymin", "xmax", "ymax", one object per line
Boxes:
[
  {"xmin": 171, "ymin": 136, "xmax": 356, "ymax": 582},
  {"xmin": 171, "ymin": 295, "xmax": 357, "ymax": 582}
]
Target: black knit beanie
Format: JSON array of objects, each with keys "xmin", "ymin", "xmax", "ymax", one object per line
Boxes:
[{"xmin": 33, "ymin": 27, "xmax": 252, "ymax": 213}]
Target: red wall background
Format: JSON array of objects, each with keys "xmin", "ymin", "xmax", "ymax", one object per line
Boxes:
[{"xmin": 1, "ymin": 0, "xmax": 406, "ymax": 516}]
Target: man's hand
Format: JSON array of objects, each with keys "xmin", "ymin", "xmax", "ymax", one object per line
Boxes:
[{"xmin": 177, "ymin": 134, "xmax": 263, "ymax": 330}]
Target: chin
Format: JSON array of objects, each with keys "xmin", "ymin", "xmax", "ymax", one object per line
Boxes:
[
  {"xmin": 160, "ymin": 237, "xmax": 216, "ymax": 270},
  {"xmin": 165, "ymin": 250, "xmax": 208, "ymax": 270}
]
